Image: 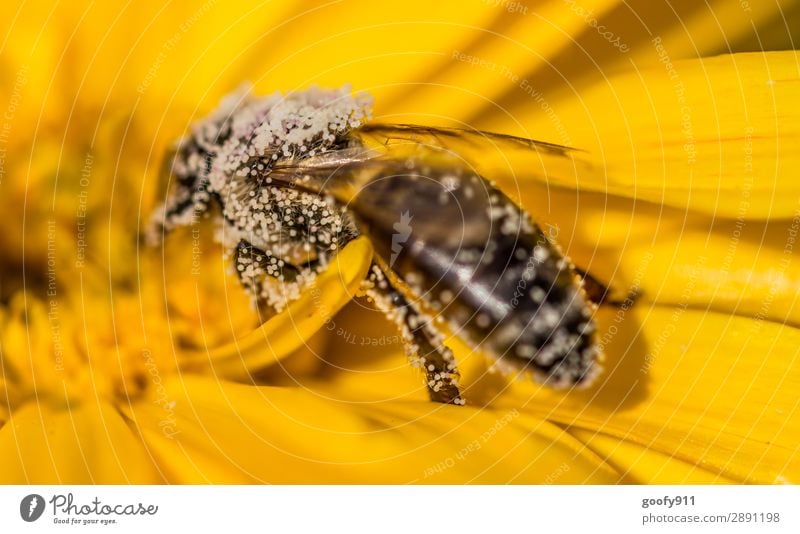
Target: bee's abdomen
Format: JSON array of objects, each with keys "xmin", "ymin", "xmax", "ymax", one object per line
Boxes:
[
  {"xmin": 454, "ymin": 224, "xmax": 599, "ymax": 387},
  {"xmin": 351, "ymin": 163, "xmax": 598, "ymax": 388}
]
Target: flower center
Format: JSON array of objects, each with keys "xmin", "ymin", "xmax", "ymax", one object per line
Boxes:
[{"xmin": 1, "ymin": 282, "xmax": 181, "ymax": 410}]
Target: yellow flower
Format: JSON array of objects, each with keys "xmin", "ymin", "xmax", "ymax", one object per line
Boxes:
[{"xmin": 0, "ymin": 0, "xmax": 798, "ymax": 483}]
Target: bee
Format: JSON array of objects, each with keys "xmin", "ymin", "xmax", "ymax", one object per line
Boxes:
[{"xmin": 148, "ymin": 85, "xmax": 622, "ymax": 405}]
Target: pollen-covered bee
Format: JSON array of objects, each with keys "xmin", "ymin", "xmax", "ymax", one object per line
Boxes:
[{"xmin": 148, "ymin": 85, "xmax": 621, "ymax": 405}]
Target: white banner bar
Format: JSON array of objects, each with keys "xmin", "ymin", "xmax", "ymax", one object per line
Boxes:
[{"xmin": 0, "ymin": 485, "xmax": 797, "ymax": 533}]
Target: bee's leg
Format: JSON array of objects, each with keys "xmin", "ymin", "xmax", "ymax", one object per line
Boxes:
[
  {"xmin": 234, "ymin": 240, "xmax": 303, "ymax": 281},
  {"xmin": 363, "ymin": 264, "xmax": 464, "ymax": 405},
  {"xmin": 575, "ymin": 267, "xmax": 639, "ymax": 307},
  {"xmin": 234, "ymin": 240, "xmax": 316, "ymax": 319}
]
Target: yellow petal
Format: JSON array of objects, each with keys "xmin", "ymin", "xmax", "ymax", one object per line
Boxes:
[
  {"xmin": 510, "ymin": 185, "xmax": 800, "ymax": 326},
  {"xmin": 256, "ymin": 305, "xmax": 744, "ymax": 484},
  {"xmin": 386, "ymin": 0, "xmax": 621, "ymax": 123},
  {"xmin": 247, "ymin": 0, "xmax": 502, "ymax": 104},
  {"xmin": 566, "ymin": 428, "xmax": 736, "ymax": 484},
  {"xmin": 606, "ymin": 215, "xmax": 800, "ymax": 326},
  {"xmin": 469, "ymin": 0, "xmax": 795, "ymax": 130},
  {"xmin": 154, "ymin": 225, "xmax": 260, "ymax": 349},
  {"xmin": 0, "ymin": 401, "xmax": 160, "ymax": 483},
  {"xmin": 641, "ymin": 1, "xmax": 798, "ymax": 63},
  {"xmin": 0, "ymin": 1, "xmax": 294, "ymax": 123},
  {"xmin": 180, "ymin": 237, "xmax": 372, "ymax": 379},
  {"xmin": 309, "ymin": 302, "xmax": 800, "ymax": 483},
  {"xmin": 463, "ymin": 304, "xmax": 800, "ymax": 483},
  {"xmin": 0, "ymin": 293, "xmax": 80, "ymax": 397},
  {"xmin": 402, "ymin": 0, "xmax": 795, "ymax": 125},
  {"xmin": 485, "ymin": 51, "xmax": 800, "ymax": 218},
  {"xmin": 122, "ymin": 375, "xmax": 619, "ymax": 483}
]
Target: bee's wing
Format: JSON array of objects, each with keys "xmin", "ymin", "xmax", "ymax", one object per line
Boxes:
[
  {"xmin": 268, "ymin": 123, "xmax": 597, "ymax": 199},
  {"xmin": 358, "ymin": 123, "xmax": 574, "ymax": 156},
  {"xmin": 355, "ymin": 124, "xmax": 599, "ymax": 193},
  {"xmin": 267, "ymin": 146, "xmax": 381, "ymax": 196}
]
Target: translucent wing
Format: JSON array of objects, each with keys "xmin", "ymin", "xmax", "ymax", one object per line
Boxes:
[
  {"xmin": 268, "ymin": 123, "xmax": 597, "ymax": 199},
  {"xmin": 358, "ymin": 123, "xmax": 576, "ymax": 156},
  {"xmin": 356, "ymin": 123, "xmax": 599, "ymax": 194}
]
